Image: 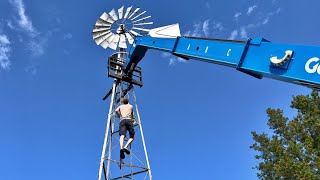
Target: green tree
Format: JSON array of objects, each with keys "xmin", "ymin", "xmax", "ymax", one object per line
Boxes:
[{"xmin": 251, "ymin": 90, "xmax": 320, "ymax": 180}]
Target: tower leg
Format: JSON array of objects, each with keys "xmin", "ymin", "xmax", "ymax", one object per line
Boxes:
[
  {"xmin": 98, "ymin": 81, "xmax": 117, "ymax": 180},
  {"xmin": 132, "ymin": 88, "xmax": 153, "ymax": 179}
]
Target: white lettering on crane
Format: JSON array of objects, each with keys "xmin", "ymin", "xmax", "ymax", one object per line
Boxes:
[
  {"xmin": 227, "ymin": 49, "xmax": 231, "ymax": 57},
  {"xmin": 305, "ymin": 57, "xmax": 320, "ymax": 74}
]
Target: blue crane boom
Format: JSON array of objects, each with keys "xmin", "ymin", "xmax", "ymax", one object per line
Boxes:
[{"xmin": 124, "ymin": 36, "xmax": 320, "ymax": 89}]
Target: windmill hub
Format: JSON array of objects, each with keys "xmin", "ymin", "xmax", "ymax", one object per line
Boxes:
[{"xmin": 116, "ymin": 24, "xmax": 126, "ymax": 34}]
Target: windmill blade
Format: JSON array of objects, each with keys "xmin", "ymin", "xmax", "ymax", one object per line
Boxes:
[
  {"xmin": 100, "ymin": 34, "xmax": 114, "ymax": 49},
  {"xmin": 108, "ymin": 34, "xmax": 120, "ymax": 50},
  {"xmin": 105, "ymin": 16, "xmax": 115, "ymax": 24},
  {"xmin": 95, "ymin": 19, "xmax": 112, "ymax": 27},
  {"xmin": 128, "ymin": 8, "xmax": 140, "ymax": 19},
  {"xmin": 93, "ymin": 27, "xmax": 110, "ymax": 33},
  {"xmin": 99, "ymin": 12, "xmax": 115, "ymax": 24},
  {"xmin": 109, "ymin": 9, "xmax": 119, "ymax": 21},
  {"xmin": 133, "ymin": 22, "xmax": 153, "ymax": 26},
  {"xmin": 131, "ymin": 11, "xmax": 146, "ymax": 21},
  {"xmin": 100, "ymin": 40, "xmax": 110, "ymax": 49},
  {"xmin": 132, "ymin": 16, "xmax": 151, "ymax": 23},
  {"xmin": 118, "ymin": 6, "xmax": 124, "ymax": 19},
  {"xmin": 100, "ymin": 12, "xmax": 109, "ymax": 21},
  {"xmin": 92, "ymin": 30, "xmax": 111, "ymax": 39},
  {"xmin": 130, "ymin": 30, "xmax": 141, "ymax": 36},
  {"xmin": 100, "ymin": 34, "xmax": 116, "ymax": 49},
  {"xmin": 118, "ymin": 34, "xmax": 127, "ymax": 49},
  {"xmin": 95, "ymin": 32, "xmax": 112, "ymax": 45},
  {"xmin": 132, "ymin": 27, "xmax": 150, "ymax": 32},
  {"xmin": 93, "ymin": 21, "xmax": 111, "ymax": 30},
  {"xmin": 101, "ymin": 34, "xmax": 116, "ymax": 49},
  {"xmin": 123, "ymin": 6, "xmax": 133, "ymax": 19},
  {"xmin": 107, "ymin": 34, "xmax": 116, "ymax": 43},
  {"xmin": 125, "ymin": 33, "xmax": 135, "ymax": 44}
]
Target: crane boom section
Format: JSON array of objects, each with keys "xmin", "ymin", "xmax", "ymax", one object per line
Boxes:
[{"xmin": 125, "ymin": 36, "xmax": 320, "ymax": 89}]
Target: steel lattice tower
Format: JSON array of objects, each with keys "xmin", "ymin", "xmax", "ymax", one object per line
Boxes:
[{"xmin": 97, "ymin": 51, "xmax": 152, "ymax": 180}]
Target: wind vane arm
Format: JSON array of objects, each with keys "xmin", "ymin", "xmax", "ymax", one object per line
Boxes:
[{"xmin": 125, "ymin": 24, "xmax": 320, "ymax": 89}]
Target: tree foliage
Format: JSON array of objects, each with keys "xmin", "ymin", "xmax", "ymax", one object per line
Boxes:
[{"xmin": 251, "ymin": 90, "xmax": 320, "ymax": 179}]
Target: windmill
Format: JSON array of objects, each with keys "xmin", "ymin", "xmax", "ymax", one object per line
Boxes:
[
  {"xmin": 92, "ymin": 5, "xmax": 181, "ymax": 179},
  {"xmin": 93, "ymin": 6, "xmax": 154, "ymax": 180}
]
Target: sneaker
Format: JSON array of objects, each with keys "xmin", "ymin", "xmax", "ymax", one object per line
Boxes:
[
  {"xmin": 120, "ymin": 149, "xmax": 125, "ymax": 159},
  {"xmin": 123, "ymin": 147, "xmax": 130, "ymax": 155}
]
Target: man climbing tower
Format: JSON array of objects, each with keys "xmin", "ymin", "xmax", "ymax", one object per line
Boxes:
[{"xmin": 115, "ymin": 98, "xmax": 135, "ymax": 159}]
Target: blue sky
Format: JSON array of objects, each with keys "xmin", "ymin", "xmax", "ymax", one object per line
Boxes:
[{"xmin": 0, "ymin": 0, "xmax": 317, "ymax": 179}]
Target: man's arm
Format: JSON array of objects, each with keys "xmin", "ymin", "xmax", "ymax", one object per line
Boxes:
[
  {"xmin": 131, "ymin": 105, "xmax": 134, "ymax": 118},
  {"xmin": 115, "ymin": 106, "xmax": 120, "ymax": 118}
]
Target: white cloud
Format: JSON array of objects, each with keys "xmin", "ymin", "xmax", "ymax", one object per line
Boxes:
[
  {"xmin": 227, "ymin": 3, "xmax": 282, "ymax": 42},
  {"xmin": 0, "ymin": 35, "xmax": 10, "ymax": 45},
  {"xmin": 191, "ymin": 22, "xmax": 202, "ymax": 37},
  {"xmin": 161, "ymin": 52, "xmax": 187, "ymax": 66},
  {"xmin": 6, "ymin": 0, "xmax": 57, "ymax": 74},
  {"xmin": 183, "ymin": 31, "xmax": 191, "ymax": 36},
  {"xmin": 9, "ymin": 0, "xmax": 52, "ymax": 59},
  {"xmin": 205, "ymin": 2, "xmax": 211, "ymax": 9},
  {"xmin": 230, "ymin": 5, "xmax": 282, "ymax": 39},
  {"xmin": 24, "ymin": 64, "xmax": 37, "ymax": 75},
  {"xmin": 9, "ymin": 0, "xmax": 38, "ymax": 37},
  {"xmin": 0, "ymin": 0, "xmax": 66, "ymax": 74},
  {"xmin": 63, "ymin": 33, "xmax": 73, "ymax": 40},
  {"xmin": 212, "ymin": 22, "xmax": 224, "ymax": 31},
  {"xmin": 176, "ymin": 57, "xmax": 186, "ymax": 63},
  {"xmin": 168, "ymin": 57, "xmax": 187, "ymax": 66},
  {"xmin": 29, "ymin": 40, "xmax": 45, "ymax": 57},
  {"xmin": 260, "ymin": 8, "xmax": 281, "ymax": 25},
  {"xmin": 28, "ymin": 31, "xmax": 52, "ymax": 58},
  {"xmin": 161, "ymin": 52, "xmax": 170, "ymax": 58},
  {"xmin": 184, "ymin": 22, "xmax": 201, "ymax": 37},
  {"xmin": 0, "ymin": 34, "xmax": 12, "ymax": 70},
  {"xmin": 262, "ymin": 17, "xmax": 269, "ymax": 25},
  {"xmin": 228, "ymin": 30, "xmax": 238, "ymax": 40},
  {"xmin": 202, "ymin": 20, "xmax": 224, "ymax": 36},
  {"xmin": 22, "ymin": 31, "xmax": 53, "ymax": 74},
  {"xmin": 169, "ymin": 58, "xmax": 175, "ymax": 66},
  {"xmin": 26, "ymin": 29, "xmax": 56, "ymax": 74},
  {"xmin": 184, "ymin": 19, "xmax": 223, "ymax": 38},
  {"xmin": 7, "ymin": 21, "xmax": 14, "ymax": 30},
  {"xmin": 56, "ymin": 17, "xmax": 62, "ymax": 24},
  {"xmin": 203, "ymin": 19, "xmax": 210, "ymax": 37},
  {"xmin": 234, "ymin": 12, "xmax": 242, "ymax": 21},
  {"xmin": 240, "ymin": 27, "xmax": 248, "ymax": 39},
  {"xmin": 247, "ymin": 5, "xmax": 257, "ymax": 15},
  {"xmin": 246, "ymin": 24, "xmax": 257, "ymax": 29}
]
